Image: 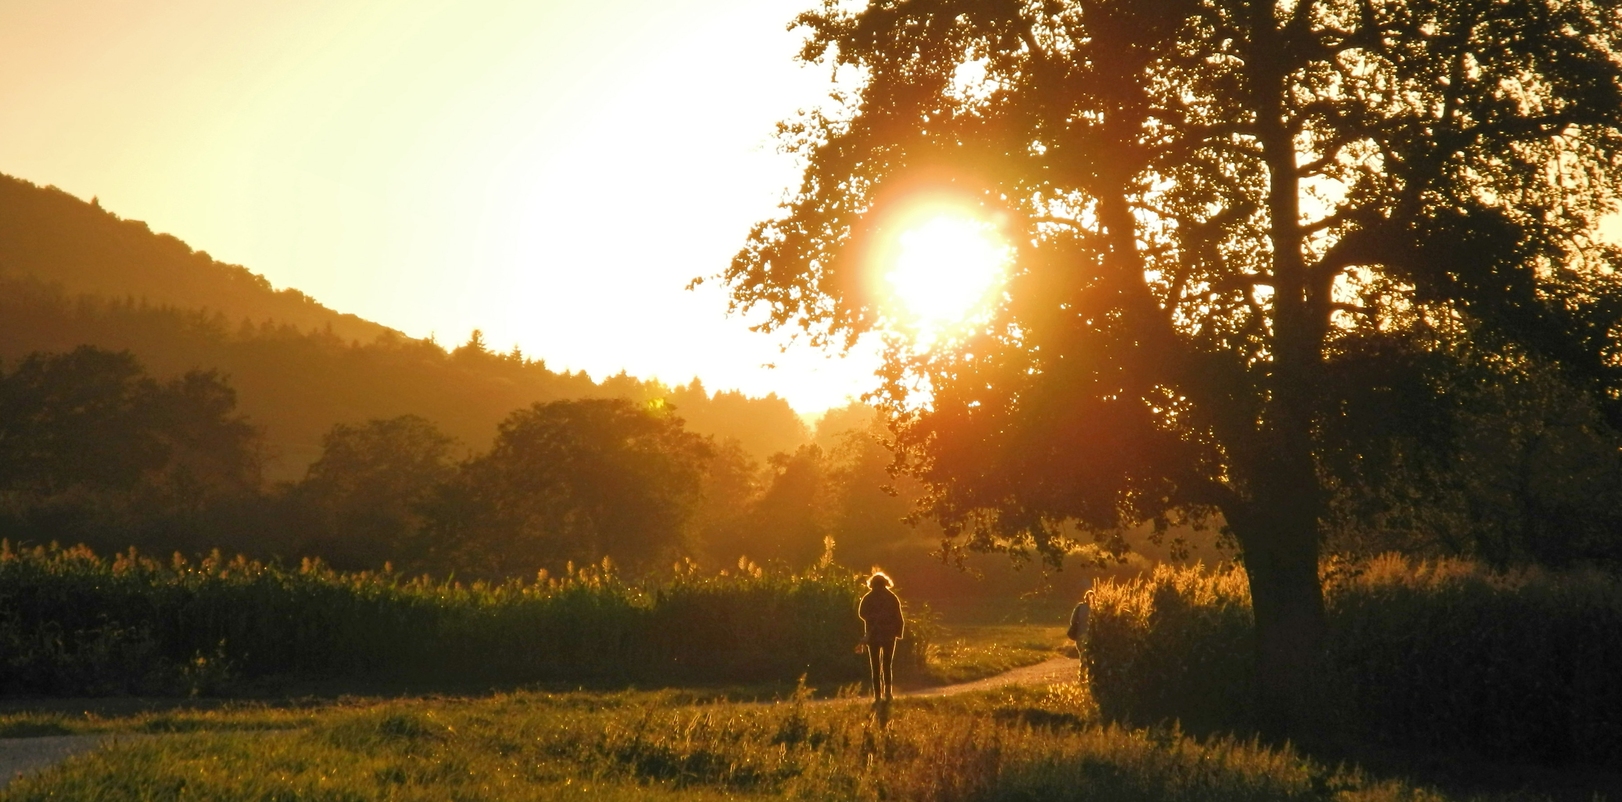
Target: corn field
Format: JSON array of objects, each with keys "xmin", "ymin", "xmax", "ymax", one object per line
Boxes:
[{"xmin": 0, "ymin": 543, "xmax": 930, "ymax": 695}]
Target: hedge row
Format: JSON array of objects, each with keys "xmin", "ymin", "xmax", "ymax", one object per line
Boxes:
[
  {"xmin": 0, "ymin": 543, "xmax": 929, "ymax": 696},
  {"xmin": 1085, "ymin": 555, "xmax": 1622, "ymax": 766}
]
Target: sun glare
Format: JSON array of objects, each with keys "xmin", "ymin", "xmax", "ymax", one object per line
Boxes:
[{"xmin": 883, "ymin": 211, "xmax": 1010, "ymax": 339}]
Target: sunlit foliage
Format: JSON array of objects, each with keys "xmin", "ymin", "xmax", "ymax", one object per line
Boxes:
[
  {"xmin": 0, "ymin": 541, "xmax": 909, "ymax": 695},
  {"xmin": 724, "ymin": 0, "xmax": 1622, "ymax": 733},
  {"xmin": 1086, "ymin": 557, "xmax": 1622, "ymax": 766}
]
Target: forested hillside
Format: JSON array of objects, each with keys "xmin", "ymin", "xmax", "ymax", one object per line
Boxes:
[
  {"xmin": 0, "ymin": 174, "xmax": 1098, "ymax": 594},
  {"xmin": 0, "ymin": 176, "xmax": 808, "ymax": 478},
  {"xmin": 0, "ymin": 175, "xmax": 389, "ymax": 344}
]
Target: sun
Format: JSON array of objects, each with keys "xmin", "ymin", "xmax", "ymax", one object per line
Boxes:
[{"xmin": 881, "ymin": 209, "xmax": 1010, "ymax": 339}]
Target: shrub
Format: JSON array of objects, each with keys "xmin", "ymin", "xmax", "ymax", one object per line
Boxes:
[
  {"xmin": 0, "ymin": 542, "xmax": 931, "ymax": 695},
  {"xmin": 1084, "ymin": 556, "xmax": 1622, "ymax": 767},
  {"xmin": 1085, "ymin": 564, "xmax": 1256, "ymax": 734}
]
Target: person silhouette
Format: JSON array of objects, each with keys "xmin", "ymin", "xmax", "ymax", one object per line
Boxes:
[
  {"xmin": 859, "ymin": 571, "xmax": 905, "ymax": 702},
  {"xmin": 1066, "ymin": 588, "xmax": 1094, "ymax": 684}
]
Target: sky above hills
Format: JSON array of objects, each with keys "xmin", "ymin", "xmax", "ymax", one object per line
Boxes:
[{"xmin": 0, "ymin": 0, "xmax": 875, "ymax": 413}]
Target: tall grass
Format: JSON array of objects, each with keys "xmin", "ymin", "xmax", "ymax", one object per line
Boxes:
[
  {"xmin": 1085, "ymin": 556, "xmax": 1622, "ymax": 767},
  {"xmin": 1085, "ymin": 562, "xmax": 1257, "ymax": 734},
  {"xmin": 0, "ymin": 542, "xmax": 930, "ymax": 695},
  {"xmin": 0, "ymin": 686, "xmax": 1451, "ymax": 801}
]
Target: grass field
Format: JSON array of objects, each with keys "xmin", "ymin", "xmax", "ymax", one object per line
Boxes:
[
  {"xmin": 0, "ymin": 683, "xmax": 1474, "ymax": 802},
  {"xmin": 4, "ymin": 589, "xmax": 1615, "ymax": 800},
  {"xmin": 919, "ymin": 623, "xmax": 1072, "ymax": 685}
]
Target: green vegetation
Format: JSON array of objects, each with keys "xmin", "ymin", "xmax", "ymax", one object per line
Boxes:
[
  {"xmin": 0, "ymin": 341, "xmax": 949, "ymax": 579},
  {"xmin": 1086, "ymin": 558, "xmax": 1622, "ymax": 767},
  {"xmin": 0, "ymin": 685, "xmax": 1464, "ymax": 802},
  {"xmin": 0, "ymin": 173, "xmax": 811, "ymax": 481},
  {"xmin": 0, "ymin": 274, "xmax": 809, "ymax": 482},
  {"xmin": 923, "ymin": 624, "xmax": 1069, "ymax": 685},
  {"xmin": 721, "ymin": 0, "xmax": 1622, "ymax": 737},
  {"xmin": 0, "ymin": 542, "xmax": 932, "ymax": 696}
]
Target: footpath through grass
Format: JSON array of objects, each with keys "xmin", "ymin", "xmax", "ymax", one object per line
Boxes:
[
  {"xmin": 909, "ymin": 595, "xmax": 1079, "ymax": 686},
  {"xmin": 0, "ymin": 683, "xmax": 1489, "ymax": 802},
  {"xmin": 919, "ymin": 623, "xmax": 1072, "ymax": 685}
]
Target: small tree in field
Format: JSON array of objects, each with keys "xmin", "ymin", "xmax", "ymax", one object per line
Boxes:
[{"xmin": 721, "ymin": 0, "xmax": 1622, "ymax": 736}]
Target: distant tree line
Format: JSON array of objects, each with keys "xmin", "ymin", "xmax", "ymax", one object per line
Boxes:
[
  {"xmin": 0, "ymin": 277, "xmax": 809, "ymax": 481},
  {"xmin": 0, "ymin": 347, "xmax": 928, "ymax": 578},
  {"xmin": 4, "ymin": 344, "xmax": 1619, "ymax": 580},
  {"xmin": 287, "ymin": 394, "xmax": 935, "ymax": 578}
]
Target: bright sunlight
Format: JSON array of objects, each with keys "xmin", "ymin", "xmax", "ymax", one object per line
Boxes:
[{"xmin": 883, "ymin": 210, "xmax": 1010, "ymax": 339}]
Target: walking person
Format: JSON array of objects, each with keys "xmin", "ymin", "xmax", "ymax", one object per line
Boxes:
[
  {"xmin": 1066, "ymin": 589, "xmax": 1093, "ymax": 684},
  {"xmin": 858, "ymin": 571, "xmax": 905, "ymax": 702}
]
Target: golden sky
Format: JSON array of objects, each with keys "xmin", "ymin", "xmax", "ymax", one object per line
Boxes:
[{"xmin": 0, "ymin": 0, "xmax": 877, "ymax": 413}]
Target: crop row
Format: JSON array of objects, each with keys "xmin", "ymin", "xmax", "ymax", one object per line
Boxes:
[{"xmin": 0, "ymin": 543, "xmax": 926, "ymax": 695}]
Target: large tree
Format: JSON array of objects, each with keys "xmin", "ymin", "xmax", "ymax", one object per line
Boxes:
[
  {"xmin": 425, "ymin": 398, "xmax": 713, "ymax": 577},
  {"xmin": 293, "ymin": 415, "xmax": 458, "ymax": 570},
  {"xmin": 722, "ymin": 0, "xmax": 1622, "ymax": 735},
  {"xmin": 0, "ymin": 347, "xmax": 260, "ymax": 497}
]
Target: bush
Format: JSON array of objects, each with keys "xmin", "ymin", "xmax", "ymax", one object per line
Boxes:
[
  {"xmin": 1085, "ymin": 564, "xmax": 1256, "ymax": 734},
  {"xmin": 1084, "ymin": 556, "xmax": 1622, "ymax": 767},
  {"xmin": 0, "ymin": 542, "xmax": 935, "ymax": 695}
]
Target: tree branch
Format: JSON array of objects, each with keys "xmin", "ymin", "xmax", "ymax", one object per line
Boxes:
[
  {"xmin": 1211, "ymin": 273, "xmax": 1277, "ymax": 294},
  {"xmin": 1031, "ymin": 215, "xmax": 1090, "ymax": 232}
]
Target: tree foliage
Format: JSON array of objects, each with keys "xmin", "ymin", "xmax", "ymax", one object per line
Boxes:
[
  {"xmin": 425, "ymin": 399, "xmax": 714, "ymax": 576},
  {"xmin": 0, "ymin": 347, "xmax": 263, "ymax": 552},
  {"xmin": 1326, "ymin": 347, "xmax": 1622, "ymax": 567},
  {"xmin": 724, "ymin": 0, "xmax": 1622, "ymax": 733},
  {"xmin": 291, "ymin": 415, "xmax": 459, "ymax": 570},
  {"xmin": 0, "ymin": 347, "xmax": 260, "ymax": 495}
]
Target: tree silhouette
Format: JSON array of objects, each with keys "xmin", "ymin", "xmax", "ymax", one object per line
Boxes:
[
  {"xmin": 425, "ymin": 398, "xmax": 713, "ymax": 576},
  {"xmin": 724, "ymin": 0, "xmax": 1622, "ymax": 736},
  {"xmin": 0, "ymin": 347, "xmax": 259, "ymax": 496},
  {"xmin": 294, "ymin": 415, "xmax": 458, "ymax": 570},
  {"xmin": 0, "ymin": 347, "xmax": 263, "ymax": 553},
  {"xmin": 747, "ymin": 444, "xmax": 837, "ymax": 566}
]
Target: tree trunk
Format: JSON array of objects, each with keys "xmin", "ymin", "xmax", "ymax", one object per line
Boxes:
[{"xmin": 1224, "ymin": 464, "xmax": 1328, "ymax": 743}]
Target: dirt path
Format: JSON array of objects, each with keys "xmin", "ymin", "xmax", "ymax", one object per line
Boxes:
[
  {"xmin": 0, "ymin": 734, "xmax": 117, "ymax": 790},
  {"xmin": 811, "ymin": 654, "xmax": 1078, "ymax": 706},
  {"xmin": 903, "ymin": 655, "xmax": 1078, "ymax": 697}
]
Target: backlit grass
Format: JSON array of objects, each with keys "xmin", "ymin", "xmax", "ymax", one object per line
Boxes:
[
  {"xmin": 1, "ymin": 684, "xmax": 1460, "ymax": 802},
  {"xmin": 1087, "ymin": 557, "xmax": 1622, "ymax": 767},
  {"xmin": 921, "ymin": 623, "xmax": 1070, "ymax": 685}
]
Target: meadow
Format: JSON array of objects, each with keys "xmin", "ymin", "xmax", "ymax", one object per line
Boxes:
[
  {"xmin": 8, "ymin": 546, "xmax": 1622, "ymax": 799},
  {"xmin": 0, "ymin": 683, "xmax": 1472, "ymax": 802},
  {"xmin": 921, "ymin": 622, "xmax": 1072, "ymax": 685}
]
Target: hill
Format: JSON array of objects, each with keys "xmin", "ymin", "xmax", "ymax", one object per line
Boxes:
[
  {"xmin": 0, "ymin": 175, "xmax": 390, "ymax": 344},
  {"xmin": 0, "ymin": 175, "xmax": 808, "ymax": 479}
]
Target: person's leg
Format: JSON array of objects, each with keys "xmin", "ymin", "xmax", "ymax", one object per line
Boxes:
[
  {"xmin": 879, "ymin": 638, "xmax": 896, "ymax": 700},
  {"xmin": 867, "ymin": 642, "xmax": 883, "ymax": 701}
]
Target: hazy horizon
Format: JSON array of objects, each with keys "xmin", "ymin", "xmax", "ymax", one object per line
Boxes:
[{"xmin": 0, "ymin": 0, "xmax": 878, "ymax": 415}]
